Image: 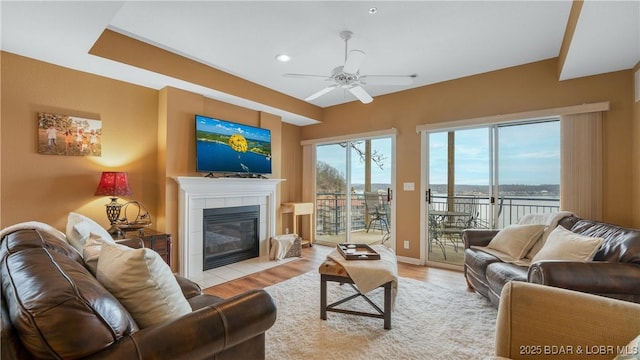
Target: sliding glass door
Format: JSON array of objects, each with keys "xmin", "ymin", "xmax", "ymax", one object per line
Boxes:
[
  {"xmin": 316, "ymin": 143, "xmax": 349, "ymax": 244},
  {"xmin": 425, "ymin": 119, "xmax": 560, "ymax": 267},
  {"xmin": 426, "ymin": 128, "xmax": 491, "ymax": 266},
  {"xmin": 496, "ymin": 120, "xmax": 561, "ymax": 227},
  {"xmin": 315, "ymin": 136, "xmax": 393, "ymax": 247}
]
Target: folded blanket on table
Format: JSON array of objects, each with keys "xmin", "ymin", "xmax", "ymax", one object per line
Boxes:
[{"xmin": 327, "ymin": 245, "xmax": 398, "ymax": 309}]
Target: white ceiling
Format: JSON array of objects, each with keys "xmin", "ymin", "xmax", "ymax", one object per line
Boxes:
[{"xmin": 2, "ymin": 1, "xmax": 639, "ymax": 126}]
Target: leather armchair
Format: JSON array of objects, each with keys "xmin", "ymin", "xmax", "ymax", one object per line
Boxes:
[
  {"xmin": 1, "ymin": 228, "xmax": 276, "ymax": 360},
  {"xmin": 493, "ymin": 281, "xmax": 640, "ymax": 360}
]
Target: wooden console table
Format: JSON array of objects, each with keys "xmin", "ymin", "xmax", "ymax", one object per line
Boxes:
[
  {"xmin": 281, "ymin": 202, "xmax": 314, "ymax": 247},
  {"xmin": 124, "ymin": 229, "xmax": 172, "ymax": 267}
]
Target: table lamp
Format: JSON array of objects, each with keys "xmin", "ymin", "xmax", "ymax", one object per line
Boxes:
[{"xmin": 94, "ymin": 171, "xmax": 133, "ymax": 237}]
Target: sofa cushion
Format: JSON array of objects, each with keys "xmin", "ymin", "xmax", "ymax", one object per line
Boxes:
[
  {"xmin": 96, "ymin": 242, "xmax": 192, "ymax": 328},
  {"xmin": 66, "ymin": 212, "xmax": 115, "ymax": 254},
  {"xmin": 486, "ymin": 262, "xmax": 528, "ymax": 304},
  {"xmin": 486, "ymin": 224, "xmax": 545, "ymax": 259},
  {"xmin": 0, "ymin": 232, "xmax": 137, "ymax": 359},
  {"xmin": 464, "ymin": 248, "xmax": 504, "ymax": 280},
  {"xmin": 531, "ymin": 225, "xmax": 603, "ymax": 263}
]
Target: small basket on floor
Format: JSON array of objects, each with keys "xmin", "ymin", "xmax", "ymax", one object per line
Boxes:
[
  {"xmin": 270, "ymin": 234, "xmax": 302, "ymax": 259},
  {"xmin": 284, "ymin": 236, "xmax": 302, "ymax": 258}
]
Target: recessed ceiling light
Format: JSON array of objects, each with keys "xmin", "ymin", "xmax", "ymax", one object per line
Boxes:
[
  {"xmin": 369, "ymin": 7, "xmax": 378, "ymax": 14},
  {"xmin": 276, "ymin": 54, "xmax": 291, "ymax": 62}
]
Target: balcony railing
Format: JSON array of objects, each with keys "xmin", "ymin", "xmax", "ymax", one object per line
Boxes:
[
  {"xmin": 430, "ymin": 195, "xmax": 560, "ymax": 229},
  {"xmin": 315, "ymin": 192, "xmax": 560, "ymax": 235},
  {"xmin": 316, "ymin": 192, "xmax": 371, "ymax": 235}
]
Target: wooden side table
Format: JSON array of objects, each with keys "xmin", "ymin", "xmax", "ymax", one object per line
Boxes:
[
  {"xmin": 281, "ymin": 202, "xmax": 314, "ymax": 247},
  {"xmin": 124, "ymin": 228, "xmax": 172, "ymax": 267}
]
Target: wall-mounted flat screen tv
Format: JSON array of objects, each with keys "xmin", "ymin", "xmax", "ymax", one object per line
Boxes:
[{"xmin": 195, "ymin": 114, "xmax": 272, "ymax": 175}]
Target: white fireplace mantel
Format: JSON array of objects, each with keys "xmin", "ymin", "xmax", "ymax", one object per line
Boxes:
[{"xmin": 174, "ymin": 176, "xmax": 284, "ymax": 280}]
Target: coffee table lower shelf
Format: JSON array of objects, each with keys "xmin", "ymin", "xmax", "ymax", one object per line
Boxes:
[{"xmin": 320, "ymin": 274, "xmax": 392, "ymax": 329}]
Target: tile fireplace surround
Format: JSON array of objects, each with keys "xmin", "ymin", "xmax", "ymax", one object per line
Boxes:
[{"xmin": 174, "ymin": 176, "xmax": 285, "ymax": 287}]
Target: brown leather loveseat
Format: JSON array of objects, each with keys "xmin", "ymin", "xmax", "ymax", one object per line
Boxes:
[
  {"xmin": 463, "ymin": 215, "xmax": 640, "ymax": 307},
  {"xmin": 0, "ymin": 228, "xmax": 276, "ymax": 359}
]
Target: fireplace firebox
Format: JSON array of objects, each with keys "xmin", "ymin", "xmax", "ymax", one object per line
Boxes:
[{"xmin": 203, "ymin": 205, "xmax": 259, "ymax": 270}]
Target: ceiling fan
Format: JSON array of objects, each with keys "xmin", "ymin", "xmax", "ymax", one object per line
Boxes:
[{"xmin": 284, "ymin": 30, "xmax": 416, "ymax": 104}]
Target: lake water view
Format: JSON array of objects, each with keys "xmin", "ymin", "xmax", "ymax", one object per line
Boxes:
[{"xmin": 197, "ymin": 141, "xmax": 271, "ymax": 174}]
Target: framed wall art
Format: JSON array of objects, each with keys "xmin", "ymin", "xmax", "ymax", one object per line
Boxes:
[{"xmin": 38, "ymin": 112, "xmax": 102, "ymax": 156}]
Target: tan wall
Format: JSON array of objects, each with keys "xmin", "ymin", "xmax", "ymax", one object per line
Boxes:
[
  {"xmin": 303, "ymin": 58, "xmax": 635, "ymax": 259},
  {"xmin": 280, "ymin": 123, "xmax": 303, "ymax": 232},
  {"xmin": 1, "ymin": 52, "xmax": 159, "ymax": 230},
  {"xmin": 1, "ymin": 53, "xmax": 294, "ymax": 272}
]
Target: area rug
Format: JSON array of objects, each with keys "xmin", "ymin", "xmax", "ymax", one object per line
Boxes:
[{"xmin": 264, "ymin": 271, "xmax": 497, "ymax": 360}]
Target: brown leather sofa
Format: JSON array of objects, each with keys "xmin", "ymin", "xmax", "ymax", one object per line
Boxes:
[
  {"xmin": 0, "ymin": 228, "xmax": 277, "ymax": 359},
  {"xmin": 463, "ymin": 215, "xmax": 640, "ymax": 306}
]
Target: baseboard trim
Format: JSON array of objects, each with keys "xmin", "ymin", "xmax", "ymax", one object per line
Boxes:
[{"xmin": 396, "ymin": 255, "xmax": 421, "ymax": 265}]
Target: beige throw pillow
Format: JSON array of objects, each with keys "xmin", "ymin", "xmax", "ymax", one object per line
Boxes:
[
  {"xmin": 486, "ymin": 224, "xmax": 546, "ymax": 259},
  {"xmin": 531, "ymin": 225, "xmax": 603, "ymax": 263},
  {"xmin": 96, "ymin": 242, "xmax": 192, "ymax": 328},
  {"xmin": 66, "ymin": 212, "xmax": 114, "ymax": 253},
  {"xmin": 82, "ymin": 234, "xmax": 110, "ymax": 275}
]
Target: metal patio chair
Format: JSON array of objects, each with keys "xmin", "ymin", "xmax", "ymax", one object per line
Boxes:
[{"xmin": 364, "ymin": 192, "xmax": 389, "ymax": 234}]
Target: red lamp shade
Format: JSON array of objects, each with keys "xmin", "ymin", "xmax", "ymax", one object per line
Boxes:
[{"xmin": 94, "ymin": 172, "xmax": 133, "ymax": 197}]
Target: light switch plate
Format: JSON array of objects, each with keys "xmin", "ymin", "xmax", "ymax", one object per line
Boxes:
[{"xmin": 403, "ymin": 182, "xmax": 415, "ymax": 191}]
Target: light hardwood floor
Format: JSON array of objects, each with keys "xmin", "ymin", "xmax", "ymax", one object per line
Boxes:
[{"xmin": 203, "ymin": 244, "xmax": 473, "ymax": 298}]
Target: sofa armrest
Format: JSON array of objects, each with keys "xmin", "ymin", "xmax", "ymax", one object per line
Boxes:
[
  {"xmin": 528, "ymin": 261, "xmax": 640, "ymax": 296},
  {"xmin": 174, "ymin": 274, "xmax": 203, "ymax": 299},
  {"xmin": 462, "ymin": 229, "xmax": 500, "ymax": 249},
  {"xmin": 495, "ymin": 281, "xmax": 640, "ymax": 359},
  {"xmin": 127, "ymin": 289, "xmax": 275, "ymax": 359}
]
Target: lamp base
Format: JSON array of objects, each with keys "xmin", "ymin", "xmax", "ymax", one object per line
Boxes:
[
  {"xmin": 105, "ymin": 198, "xmax": 124, "ymax": 239},
  {"xmin": 108, "ymin": 225, "xmax": 124, "ymax": 239}
]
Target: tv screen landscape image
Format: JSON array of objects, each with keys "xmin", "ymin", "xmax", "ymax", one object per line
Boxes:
[{"xmin": 195, "ymin": 115, "xmax": 272, "ymax": 175}]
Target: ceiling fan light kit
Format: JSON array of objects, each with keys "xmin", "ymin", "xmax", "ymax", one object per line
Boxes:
[{"xmin": 285, "ymin": 30, "xmax": 416, "ymax": 105}]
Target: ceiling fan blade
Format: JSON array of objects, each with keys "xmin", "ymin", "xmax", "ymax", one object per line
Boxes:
[
  {"xmin": 360, "ymin": 75, "xmax": 415, "ymax": 86},
  {"xmin": 343, "ymin": 50, "xmax": 366, "ymax": 74},
  {"xmin": 348, "ymin": 85, "xmax": 373, "ymax": 104},
  {"xmin": 305, "ymin": 84, "xmax": 338, "ymax": 101},
  {"xmin": 284, "ymin": 73, "xmax": 330, "ymax": 80}
]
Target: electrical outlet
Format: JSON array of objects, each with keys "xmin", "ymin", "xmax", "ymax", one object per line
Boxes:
[{"xmin": 403, "ymin": 240, "xmax": 410, "ymax": 249}]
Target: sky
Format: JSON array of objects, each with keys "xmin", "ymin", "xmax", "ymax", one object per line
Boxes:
[
  {"xmin": 196, "ymin": 114, "xmax": 270, "ymax": 142},
  {"xmin": 316, "ymin": 138, "xmax": 392, "ymax": 185},
  {"xmin": 429, "ymin": 120, "xmax": 560, "ymax": 185},
  {"xmin": 315, "ymin": 120, "xmax": 560, "ymax": 187}
]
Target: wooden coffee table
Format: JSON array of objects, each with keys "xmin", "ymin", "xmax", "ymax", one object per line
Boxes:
[{"xmin": 319, "ymin": 257, "xmax": 393, "ymax": 329}]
